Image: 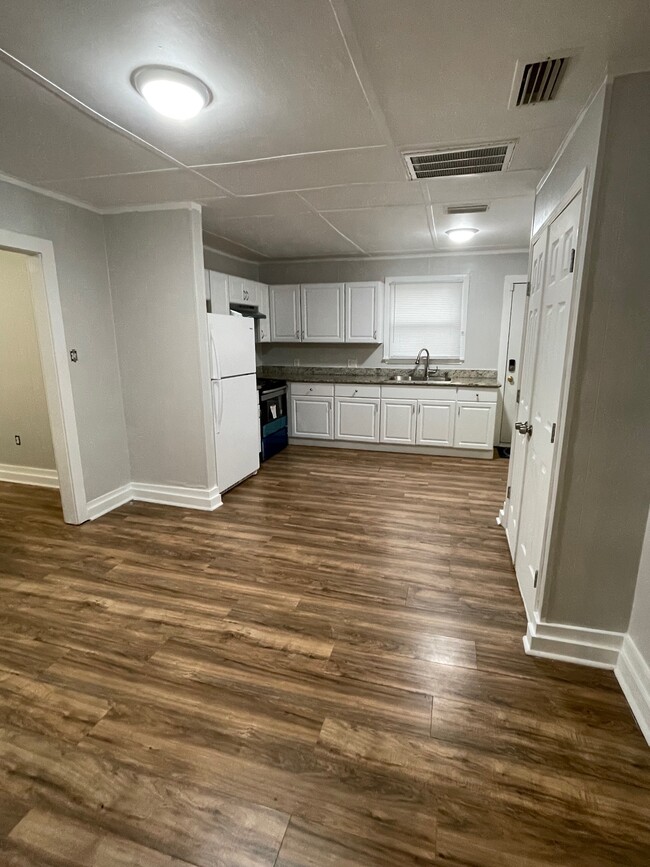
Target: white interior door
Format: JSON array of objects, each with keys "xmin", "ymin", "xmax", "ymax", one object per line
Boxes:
[
  {"xmin": 499, "ymin": 282, "xmax": 528, "ymax": 445},
  {"xmin": 513, "ymin": 193, "xmax": 582, "ymax": 615},
  {"xmin": 505, "ymin": 235, "xmax": 547, "ymax": 559}
]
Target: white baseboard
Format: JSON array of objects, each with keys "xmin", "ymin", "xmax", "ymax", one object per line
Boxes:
[
  {"xmin": 616, "ymin": 634, "xmax": 650, "ymax": 746},
  {"xmin": 288, "ymin": 438, "xmax": 494, "ymax": 460},
  {"xmin": 130, "ymin": 482, "xmax": 222, "ymax": 511},
  {"xmin": 524, "ymin": 612, "xmax": 624, "ymax": 669},
  {"xmin": 86, "ymin": 484, "xmax": 133, "ymax": 520},
  {"xmin": 0, "ymin": 463, "xmax": 59, "ymax": 489},
  {"xmin": 86, "ymin": 482, "xmax": 222, "ymax": 520}
]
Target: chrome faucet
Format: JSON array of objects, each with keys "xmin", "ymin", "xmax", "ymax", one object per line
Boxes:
[{"xmin": 414, "ymin": 348, "xmax": 430, "ymax": 381}]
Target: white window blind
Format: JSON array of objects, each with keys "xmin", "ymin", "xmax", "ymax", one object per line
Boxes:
[{"xmin": 387, "ymin": 277, "xmax": 467, "ymax": 361}]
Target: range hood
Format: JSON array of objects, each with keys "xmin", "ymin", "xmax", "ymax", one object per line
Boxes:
[{"xmin": 229, "ymin": 302, "xmax": 266, "ymax": 319}]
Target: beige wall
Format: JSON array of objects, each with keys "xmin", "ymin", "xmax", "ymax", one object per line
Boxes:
[
  {"xmin": 0, "ymin": 181, "xmax": 130, "ymax": 501},
  {"xmin": 106, "ymin": 207, "xmax": 214, "ymax": 490},
  {"xmin": 0, "ymin": 249, "xmax": 55, "ymax": 470},
  {"xmin": 541, "ymin": 73, "xmax": 650, "ymax": 632},
  {"xmin": 258, "ymin": 252, "xmax": 528, "ymax": 369}
]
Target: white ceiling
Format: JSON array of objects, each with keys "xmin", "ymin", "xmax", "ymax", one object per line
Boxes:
[{"xmin": 1, "ymin": 0, "xmax": 649, "ymax": 260}]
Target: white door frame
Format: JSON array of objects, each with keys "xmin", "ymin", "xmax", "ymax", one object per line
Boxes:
[
  {"xmin": 496, "ymin": 273, "xmax": 528, "ymax": 445},
  {"xmin": 0, "ymin": 229, "xmax": 87, "ymax": 524},
  {"xmin": 508, "ymin": 169, "xmax": 588, "ymax": 617}
]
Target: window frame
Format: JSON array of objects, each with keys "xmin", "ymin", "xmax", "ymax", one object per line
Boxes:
[{"xmin": 382, "ymin": 274, "xmax": 469, "ymax": 363}]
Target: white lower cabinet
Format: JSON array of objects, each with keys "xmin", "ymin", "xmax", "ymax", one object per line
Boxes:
[
  {"xmin": 290, "ymin": 386, "xmax": 334, "ymax": 440},
  {"xmin": 380, "ymin": 399, "xmax": 418, "ymax": 444},
  {"xmin": 335, "ymin": 397, "xmax": 380, "ymax": 442},
  {"xmin": 454, "ymin": 402, "xmax": 496, "ymax": 449},
  {"xmin": 416, "ymin": 400, "xmax": 455, "ymax": 446}
]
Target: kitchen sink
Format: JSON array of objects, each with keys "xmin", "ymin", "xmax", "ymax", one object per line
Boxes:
[{"xmin": 388, "ymin": 375, "xmax": 453, "ymax": 384}]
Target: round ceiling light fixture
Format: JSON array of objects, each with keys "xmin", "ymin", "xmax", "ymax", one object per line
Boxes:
[
  {"xmin": 132, "ymin": 66, "xmax": 212, "ymax": 120},
  {"xmin": 445, "ymin": 227, "xmax": 479, "ymax": 244}
]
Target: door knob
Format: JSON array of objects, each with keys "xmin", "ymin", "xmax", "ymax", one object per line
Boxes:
[
  {"xmin": 514, "ymin": 421, "xmax": 533, "ymax": 436},
  {"xmin": 507, "ymin": 375, "xmax": 515, "ymax": 384}
]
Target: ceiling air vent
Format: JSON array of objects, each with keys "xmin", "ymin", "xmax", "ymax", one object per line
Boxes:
[
  {"xmin": 446, "ymin": 203, "xmax": 489, "ymax": 215},
  {"xmin": 403, "ymin": 142, "xmax": 515, "ymax": 180},
  {"xmin": 512, "ymin": 56, "xmax": 568, "ymax": 106}
]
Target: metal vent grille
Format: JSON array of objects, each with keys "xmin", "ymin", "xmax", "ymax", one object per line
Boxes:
[
  {"xmin": 446, "ymin": 203, "xmax": 489, "ymax": 215},
  {"xmin": 515, "ymin": 57, "xmax": 567, "ymax": 106},
  {"xmin": 404, "ymin": 142, "xmax": 515, "ymax": 180}
]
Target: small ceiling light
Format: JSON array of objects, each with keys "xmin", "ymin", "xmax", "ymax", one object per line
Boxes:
[
  {"xmin": 132, "ymin": 66, "xmax": 212, "ymax": 120},
  {"xmin": 446, "ymin": 228, "xmax": 479, "ymax": 244}
]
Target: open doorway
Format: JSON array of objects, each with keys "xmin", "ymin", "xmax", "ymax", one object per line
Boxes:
[
  {"xmin": 0, "ymin": 230, "xmax": 87, "ymax": 524},
  {"xmin": 496, "ymin": 274, "xmax": 529, "ymax": 449}
]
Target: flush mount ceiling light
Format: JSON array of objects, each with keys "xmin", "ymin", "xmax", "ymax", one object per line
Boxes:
[
  {"xmin": 132, "ymin": 66, "xmax": 212, "ymax": 120},
  {"xmin": 446, "ymin": 228, "xmax": 479, "ymax": 244}
]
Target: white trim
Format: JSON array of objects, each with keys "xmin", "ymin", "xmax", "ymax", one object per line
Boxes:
[
  {"xmin": 102, "ymin": 201, "xmax": 202, "ymax": 215},
  {"xmin": 0, "ymin": 171, "xmax": 101, "ymax": 214},
  {"xmin": 202, "ymin": 242, "xmax": 261, "ymax": 266},
  {"xmin": 264, "ymin": 248, "xmax": 530, "ymax": 266},
  {"xmin": 288, "ymin": 438, "xmax": 493, "ymax": 460},
  {"xmin": 87, "ymin": 484, "xmax": 133, "ymax": 520},
  {"xmin": 524, "ymin": 611, "xmax": 623, "ymax": 668},
  {"xmin": 0, "ymin": 464, "xmax": 59, "ymax": 489},
  {"xmin": 130, "ymin": 482, "xmax": 222, "ymax": 510},
  {"xmin": 0, "ymin": 229, "xmax": 87, "ymax": 524},
  {"xmin": 496, "ymin": 274, "xmax": 528, "ymax": 445},
  {"xmin": 616, "ymin": 634, "xmax": 650, "ymax": 746}
]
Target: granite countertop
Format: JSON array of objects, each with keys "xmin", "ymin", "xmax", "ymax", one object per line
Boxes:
[{"xmin": 257, "ymin": 365, "xmax": 500, "ymax": 389}]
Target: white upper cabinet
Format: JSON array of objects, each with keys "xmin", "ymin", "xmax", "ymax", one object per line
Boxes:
[
  {"xmin": 301, "ymin": 284, "xmax": 345, "ymax": 342},
  {"xmin": 345, "ymin": 282, "xmax": 382, "ymax": 343},
  {"xmin": 205, "ymin": 270, "xmax": 229, "ymax": 315},
  {"xmin": 228, "ymin": 274, "xmax": 246, "ymax": 303},
  {"xmin": 269, "ymin": 285, "xmax": 301, "ymax": 342},
  {"xmin": 256, "ymin": 283, "xmax": 270, "ymax": 343}
]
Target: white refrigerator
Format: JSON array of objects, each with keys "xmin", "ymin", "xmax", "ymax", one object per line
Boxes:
[{"xmin": 207, "ymin": 314, "xmax": 260, "ymax": 493}]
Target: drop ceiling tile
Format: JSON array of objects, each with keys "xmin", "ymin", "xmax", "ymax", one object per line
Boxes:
[
  {"xmin": 325, "ymin": 206, "xmax": 434, "ymax": 254},
  {"xmin": 425, "ymin": 170, "xmax": 541, "ymax": 205},
  {"xmin": 199, "ymin": 192, "xmax": 310, "ymax": 220},
  {"xmin": 432, "ymin": 196, "xmax": 533, "ymax": 249},
  {"xmin": 41, "ymin": 169, "xmax": 225, "ymax": 208},
  {"xmin": 197, "ymin": 147, "xmax": 405, "ymax": 195},
  {"xmin": 301, "ymin": 181, "xmax": 425, "ymax": 211},
  {"xmin": 0, "ymin": 0, "xmax": 383, "ymax": 165},
  {"xmin": 203, "ymin": 211, "xmax": 361, "ymax": 259},
  {"xmin": 0, "ymin": 61, "xmax": 171, "ymax": 183}
]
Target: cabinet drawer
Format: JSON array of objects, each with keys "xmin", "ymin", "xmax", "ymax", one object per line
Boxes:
[
  {"xmin": 456, "ymin": 387, "xmax": 498, "ymax": 403},
  {"xmin": 334, "ymin": 384, "xmax": 381, "ymax": 399},
  {"xmin": 290, "ymin": 382, "xmax": 334, "ymax": 397}
]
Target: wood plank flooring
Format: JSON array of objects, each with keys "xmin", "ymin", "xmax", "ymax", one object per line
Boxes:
[{"xmin": 0, "ymin": 445, "xmax": 648, "ymax": 866}]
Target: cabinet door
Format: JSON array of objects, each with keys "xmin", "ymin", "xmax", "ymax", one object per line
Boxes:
[
  {"xmin": 454, "ymin": 402, "xmax": 496, "ymax": 450},
  {"xmin": 241, "ymin": 279, "xmax": 257, "ymax": 305},
  {"xmin": 346, "ymin": 282, "xmax": 381, "ymax": 343},
  {"xmin": 269, "ymin": 285, "xmax": 301, "ymax": 342},
  {"xmin": 256, "ymin": 283, "xmax": 270, "ymax": 343},
  {"xmin": 228, "ymin": 275, "xmax": 246, "ymax": 303},
  {"xmin": 335, "ymin": 397, "xmax": 380, "ymax": 442},
  {"xmin": 380, "ymin": 399, "xmax": 417, "ymax": 444},
  {"xmin": 208, "ymin": 271, "xmax": 229, "ymax": 315},
  {"xmin": 301, "ymin": 284, "xmax": 344, "ymax": 342},
  {"xmin": 416, "ymin": 400, "xmax": 455, "ymax": 446},
  {"xmin": 290, "ymin": 396, "xmax": 333, "ymax": 439}
]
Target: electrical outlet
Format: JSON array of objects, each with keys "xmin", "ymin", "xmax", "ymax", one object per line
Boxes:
[
  {"xmin": 347, "ymin": 359, "xmax": 357, "ymax": 368},
  {"xmin": 293, "ymin": 358, "xmax": 300, "ymax": 367},
  {"xmin": 15, "ymin": 435, "xmax": 21, "ymax": 445}
]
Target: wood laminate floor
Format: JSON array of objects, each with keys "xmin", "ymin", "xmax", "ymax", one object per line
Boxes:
[{"xmin": 0, "ymin": 446, "xmax": 648, "ymax": 866}]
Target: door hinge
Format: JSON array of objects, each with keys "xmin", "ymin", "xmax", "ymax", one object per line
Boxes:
[
  {"xmin": 533, "ymin": 569, "xmax": 539, "ymax": 588},
  {"xmin": 526, "ymin": 281, "xmax": 531, "ymax": 296},
  {"xmin": 569, "ymin": 248, "xmax": 576, "ymax": 273},
  {"xmin": 516, "ymin": 389, "xmax": 520, "ymax": 404},
  {"xmin": 507, "ymin": 485, "xmax": 511, "ymax": 499},
  {"xmin": 550, "ymin": 422, "xmax": 557, "ymax": 444}
]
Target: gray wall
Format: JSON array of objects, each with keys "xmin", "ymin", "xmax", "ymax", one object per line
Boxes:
[
  {"xmin": 628, "ymin": 508, "xmax": 650, "ymax": 666},
  {"xmin": 203, "ymin": 245, "xmax": 260, "ymax": 281},
  {"xmin": 0, "ymin": 249, "xmax": 55, "ymax": 470},
  {"xmin": 542, "ymin": 73, "xmax": 650, "ymax": 632},
  {"xmin": 106, "ymin": 207, "xmax": 213, "ymax": 490},
  {"xmin": 0, "ymin": 181, "xmax": 130, "ymax": 501},
  {"xmin": 258, "ymin": 252, "xmax": 528, "ymax": 370}
]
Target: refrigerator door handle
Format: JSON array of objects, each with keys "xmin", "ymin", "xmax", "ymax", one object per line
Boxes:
[
  {"xmin": 209, "ymin": 329, "xmax": 222, "ymax": 381},
  {"xmin": 213, "ymin": 381, "xmax": 225, "ymax": 434}
]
